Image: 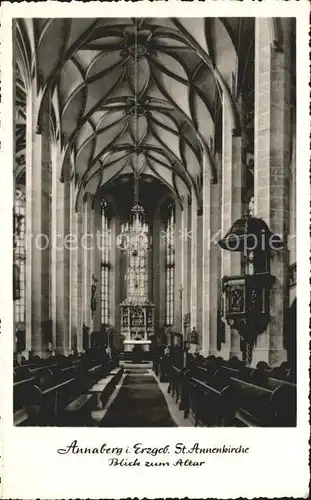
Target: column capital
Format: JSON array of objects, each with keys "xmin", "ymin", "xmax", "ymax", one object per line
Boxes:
[
  {"xmin": 197, "ymin": 207, "xmax": 203, "ymax": 217},
  {"xmin": 76, "ymin": 210, "xmax": 83, "ymax": 223},
  {"xmin": 83, "ymin": 191, "xmax": 93, "ymax": 205},
  {"xmin": 60, "ymin": 166, "xmax": 71, "ymax": 184}
]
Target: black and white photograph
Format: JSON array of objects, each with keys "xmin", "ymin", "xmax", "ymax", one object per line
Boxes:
[
  {"xmin": 0, "ymin": 2, "xmax": 309, "ymax": 499},
  {"xmin": 12, "ymin": 16, "xmax": 298, "ymax": 428}
]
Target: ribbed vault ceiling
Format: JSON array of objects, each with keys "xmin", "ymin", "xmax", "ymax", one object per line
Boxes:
[{"xmin": 16, "ymin": 17, "xmax": 255, "ymax": 208}]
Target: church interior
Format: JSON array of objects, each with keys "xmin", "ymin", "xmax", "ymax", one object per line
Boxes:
[{"xmin": 14, "ymin": 17, "xmax": 297, "ymax": 427}]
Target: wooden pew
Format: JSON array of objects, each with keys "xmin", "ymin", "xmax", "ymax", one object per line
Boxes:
[
  {"xmin": 88, "ymin": 363, "xmax": 105, "ymax": 381},
  {"xmin": 60, "ymin": 361, "xmax": 120, "ymax": 426},
  {"xmin": 17, "ymin": 366, "xmax": 77, "ymax": 425},
  {"xmin": 61, "ymin": 392, "xmax": 96, "ymax": 427},
  {"xmin": 219, "ymin": 365, "xmax": 296, "ymax": 426},
  {"xmin": 13, "ymin": 375, "xmax": 37, "ymax": 425},
  {"xmin": 14, "ymin": 362, "xmax": 90, "ymax": 426},
  {"xmin": 14, "ymin": 366, "xmax": 33, "ymax": 382},
  {"xmin": 29, "ymin": 364, "xmax": 59, "ymax": 375},
  {"xmin": 166, "ymin": 358, "xmax": 296, "ymax": 427},
  {"xmin": 168, "ymin": 365, "xmax": 182, "ymax": 402},
  {"xmin": 229, "ymin": 376, "xmax": 296, "ymax": 427},
  {"xmin": 188, "ymin": 370, "xmax": 237, "ymax": 427},
  {"xmin": 61, "ymin": 361, "xmax": 121, "ymax": 425},
  {"xmin": 221, "ymin": 365, "xmax": 296, "ymax": 391},
  {"xmin": 14, "ymin": 356, "xmax": 120, "ymax": 426},
  {"xmin": 168, "ymin": 363, "xmax": 237, "ymax": 426}
]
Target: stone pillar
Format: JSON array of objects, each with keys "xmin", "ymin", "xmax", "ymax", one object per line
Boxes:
[
  {"xmin": 148, "ymin": 218, "xmax": 153, "ymax": 303},
  {"xmin": 82, "ymin": 194, "xmax": 93, "ymax": 333},
  {"xmin": 109, "ymin": 216, "xmax": 116, "ymax": 328},
  {"xmin": 181, "ymin": 198, "xmax": 189, "ymax": 338},
  {"xmin": 25, "ymin": 87, "xmax": 51, "ymax": 357},
  {"xmin": 202, "ymin": 161, "xmax": 211, "ymax": 357},
  {"xmin": 53, "ymin": 171, "xmax": 70, "ymax": 354},
  {"xmin": 152, "ymin": 213, "xmax": 160, "ymax": 329},
  {"xmin": 159, "ymin": 218, "xmax": 166, "ymax": 328},
  {"xmin": 289, "ymin": 127, "xmax": 296, "ymax": 305},
  {"xmin": 230, "ymin": 135, "xmax": 244, "ymax": 359},
  {"xmin": 92, "ymin": 202, "xmax": 101, "ymax": 333},
  {"xmin": 253, "ymin": 18, "xmax": 291, "ymax": 367},
  {"xmin": 114, "ymin": 216, "xmax": 121, "ymax": 334},
  {"xmin": 210, "ymin": 177, "xmax": 222, "ymax": 357},
  {"xmin": 68, "ymin": 181, "xmax": 75, "ymax": 352},
  {"xmin": 153, "ymin": 211, "xmax": 166, "ymax": 328},
  {"xmin": 201, "ymin": 151, "xmax": 223, "ymax": 358},
  {"xmin": 50, "ymin": 138, "xmax": 71, "ymax": 356},
  {"xmin": 174, "ymin": 205, "xmax": 182, "ymax": 331},
  {"xmin": 220, "ymin": 99, "xmax": 244, "ymax": 361},
  {"xmin": 187, "ymin": 196, "xmax": 192, "ymax": 327},
  {"xmin": 69, "ymin": 180, "xmax": 76, "ymax": 352},
  {"xmin": 69, "ymin": 180, "xmax": 83, "ymax": 353},
  {"xmin": 90, "ymin": 207, "xmax": 95, "ymax": 334},
  {"xmin": 50, "ymin": 145, "xmax": 57, "ymax": 352},
  {"xmin": 190, "ymin": 189, "xmax": 198, "ymax": 331},
  {"xmin": 76, "ymin": 210, "xmax": 84, "ymax": 352},
  {"xmin": 119, "ymin": 218, "xmax": 127, "ymax": 303},
  {"xmin": 289, "ymin": 127, "xmax": 296, "ymax": 264},
  {"xmin": 196, "ymin": 211, "xmax": 203, "ymax": 346},
  {"xmin": 13, "ymin": 167, "xmax": 16, "ymax": 354}
]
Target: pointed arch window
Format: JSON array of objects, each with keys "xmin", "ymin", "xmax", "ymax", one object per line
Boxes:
[
  {"xmin": 14, "ymin": 187, "xmax": 26, "ymax": 325},
  {"xmin": 165, "ymin": 203, "xmax": 175, "ymax": 326},
  {"xmin": 101, "ymin": 201, "xmax": 111, "ymax": 325}
]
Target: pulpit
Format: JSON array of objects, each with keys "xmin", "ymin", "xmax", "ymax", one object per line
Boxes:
[
  {"xmin": 121, "ymin": 302, "xmax": 154, "ymax": 352},
  {"xmin": 219, "ymin": 215, "xmax": 283, "ymax": 363}
]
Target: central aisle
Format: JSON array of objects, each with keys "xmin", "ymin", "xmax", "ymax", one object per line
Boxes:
[{"xmin": 99, "ymin": 366, "xmax": 177, "ymax": 427}]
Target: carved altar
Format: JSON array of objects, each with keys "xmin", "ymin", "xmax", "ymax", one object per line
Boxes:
[{"xmin": 120, "ymin": 302, "xmax": 154, "ymax": 351}]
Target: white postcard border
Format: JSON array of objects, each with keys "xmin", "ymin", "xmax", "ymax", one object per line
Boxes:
[{"xmin": 0, "ymin": 2, "xmax": 309, "ymax": 499}]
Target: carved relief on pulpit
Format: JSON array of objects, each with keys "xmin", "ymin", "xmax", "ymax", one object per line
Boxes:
[{"xmin": 228, "ymin": 282, "xmax": 246, "ymax": 315}]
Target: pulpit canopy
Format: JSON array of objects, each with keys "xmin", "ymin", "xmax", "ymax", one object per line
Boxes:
[{"xmin": 218, "ymin": 216, "xmax": 283, "ymax": 252}]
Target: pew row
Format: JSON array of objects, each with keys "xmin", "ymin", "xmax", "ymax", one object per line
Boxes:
[
  {"xmin": 61, "ymin": 366, "xmax": 124, "ymax": 426},
  {"xmin": 166, "ymin": 361, "xmax": 296, "ymax": 427},
  {"xmin": 14, "ymin": 357, "xmax": 120, "ymax": 427}
]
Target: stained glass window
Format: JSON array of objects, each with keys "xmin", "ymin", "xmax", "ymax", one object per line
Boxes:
[
  {"xmin": 123, "ymin": 207, "xmax": 149, "ymax": 304},
  {"xmin": 14, "ymin": 188, "xmax": 26, "ymax": 326},
  {"xmin": 126, "ymin": 246, "xmax": 148, "ymax": 302},
  {"xmin": 101, "ymin": 201, "xmax": 110, "ymax": 324},
  {"xmin": 165, "ymin": 204, "xmax": 175, "ymax": 326}
]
